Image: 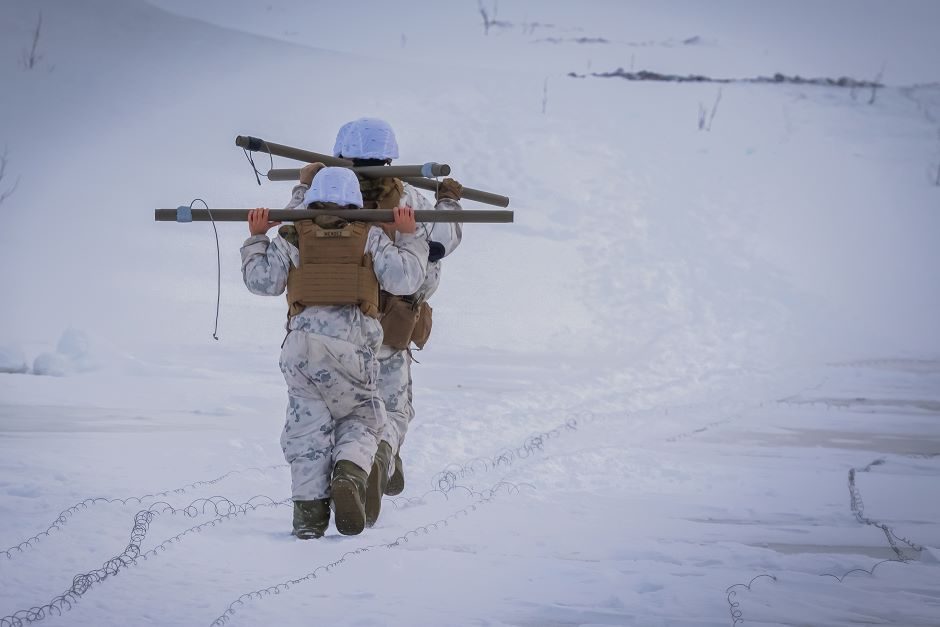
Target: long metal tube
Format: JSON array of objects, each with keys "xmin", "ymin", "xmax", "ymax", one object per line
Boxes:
[
  {"xmin": 236, "ymin": 135, "xmax": 351, "ymax": 167},
  {"xmin": 155, "ymin": 208, "xmax": 513, "ymax": 223},
  {"xmin": 394, "ymin": 176, "xmax": 510, "ymax": 208},
  {"xmin": 235, "ymin": 135, "xmax": 510, "ymax": 208},
  {"xmin": 267, "ymin": 164, "xmax": 450, "ymax": 182}
]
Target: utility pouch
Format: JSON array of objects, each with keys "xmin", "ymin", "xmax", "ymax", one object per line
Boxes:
[
  {"xmin": 411, "ymin": 302, "xmax": 433, "ymax": 349},
  {"xmin": 380, "ymin": 295, "xmax": 421, "ymax": 350}
]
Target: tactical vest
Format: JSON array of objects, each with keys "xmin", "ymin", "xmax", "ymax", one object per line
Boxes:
[
  {"xmin": 359, "ymin": 176, "xmax": 403, "ymax": 209},
  {"xmin": 359, "ymin": 176, "xmax": 435, "ymax": 349},
  {"xmin": 286, "ymin": 220, "xmax": 380, "ymax": 318}
]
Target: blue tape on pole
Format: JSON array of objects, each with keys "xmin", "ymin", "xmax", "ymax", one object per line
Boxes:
[
  {"xmin": 177, "ymin": 205, "xmax": 193, "ymax": 222},
  {"xmin": 421, "ymin": 162, "xmax": 434, "ymax": 178}
]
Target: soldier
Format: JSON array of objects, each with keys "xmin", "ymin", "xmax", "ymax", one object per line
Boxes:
[
  {"xmin": 328, "ymin": 118, "xmax": 464, "ymax": 526},
  {"xmin": 241, "ymin": 166, "xmax": 428, "ymax": 538}
]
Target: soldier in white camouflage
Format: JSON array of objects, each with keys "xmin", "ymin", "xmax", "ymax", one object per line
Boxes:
[
  {"xmin": 328, "ymin": 118, "xmax": 464, "ymax": 526},
  {"xmin": 241, "ymin": 165, "xmax": 428, "ymax": 538}
]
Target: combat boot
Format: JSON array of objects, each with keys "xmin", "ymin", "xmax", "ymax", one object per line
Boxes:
[
  {"xmin": 385, "ymin": 452, "xmax": 405, "ymax": 496},
  {"xmin": 365, "ymin": 441, "xmax": 393, "ymax": 527},
  {"xmin": 331, "ymin": 460, "xmax": 369, "ymax": 536},
  {"xmin": 292, "ymin": 498, "xmax": 330, "ymax": 540}
]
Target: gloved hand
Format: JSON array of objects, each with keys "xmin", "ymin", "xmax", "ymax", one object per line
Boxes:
[
  {"xmin": 428, "ymin": 241, "xmax": 446, "ymax": 262},
  {"xmin": 435, "ymin": 178, "xmax": 462, "ymax": 202},
  {"xmin": 299, "ymin": 162, "xmax": 326, "ymax": 186}
]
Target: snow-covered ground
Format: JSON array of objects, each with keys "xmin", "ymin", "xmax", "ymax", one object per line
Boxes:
[{"xmin": 1, "ymin": 1, "xmax": 939, "ymax": 625}]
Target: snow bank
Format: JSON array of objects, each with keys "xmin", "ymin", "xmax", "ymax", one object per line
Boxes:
[
  {"xmin": 29, "ymin": 329, "xmax": 98, "ymax": 377},
  {"xmin": 0, "ymin": 344, "xmax": 28, "ymax": 374},
  {"xmin": 31, "ymin": 351, "xmax": 69, "ymax": 377}
]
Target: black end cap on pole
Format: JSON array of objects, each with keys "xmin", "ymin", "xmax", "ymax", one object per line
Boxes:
[{"xmin": 235, "ymin": 135, "xmax": 267, "ymax": 152}]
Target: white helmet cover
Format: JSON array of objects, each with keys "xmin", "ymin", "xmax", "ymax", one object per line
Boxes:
[
  {"xmin": 303, "ymin": 167, "xmax": 364, "ymax": 207},
  {"xmin": 332, "ymin": 117, "xmax": 399, "ymax": 160}
]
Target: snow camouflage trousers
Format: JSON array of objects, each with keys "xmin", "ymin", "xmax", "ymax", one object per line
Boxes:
[
  {"xmin": 279, "ymin": 330, "xmax": 386, "ymax": 501},
  {"xmin": 376, "ymin": 346, "xmax": 414, "ymax": 463}
]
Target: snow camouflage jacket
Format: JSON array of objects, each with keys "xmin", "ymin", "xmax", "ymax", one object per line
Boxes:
[
  {"xmin": 410, "ymin": 185, "xmax": 462, "ymax": 304},
  {"xmin": 240, "ymin": 185, "xmax": 429, "ymax": 350},
  {"xmin": 277, "ymin": 181, "xmax": 461, "ymax": 302}
]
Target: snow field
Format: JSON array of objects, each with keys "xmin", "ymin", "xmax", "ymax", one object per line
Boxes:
[{"xmin": 2, "ymin": 0, "xmax": 940, "ymax": 625}]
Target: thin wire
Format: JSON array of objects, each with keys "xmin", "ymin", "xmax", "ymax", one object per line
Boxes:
[
  {"xmin": 190, "ymin": 199, "xmax": 221, "ymax": 341},
  {"xmin": 725, "ymin": 575, "xmax": 777, "ymax": 626},
  {"xmin": 0, "ymin": 395, "xmax": 780, "ymax": 626},
  {"xmin": 2, "ymin": 464, "xmax": 287, "ymax": 560},
  {"xmin": 210, "ymin": 480, "xmax": 535, "ymax": 626},
  {"xmin": 0, "ymin": 495, "xmax": 291, "ymax": 627},
  {"xmin": 242, "ymin": 146, "xmax": 274, "ymax": 186},
  {"xmin": 722, "ymin": 439, "xmax": 932, "ymax": 626}
]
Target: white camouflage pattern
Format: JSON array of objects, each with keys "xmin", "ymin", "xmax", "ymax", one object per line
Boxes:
[
  {"xmin": 278, "ymin": 330, "xmax": 382, "ymax": 500},
  {"xmin": 376, "ymin": 344, "xmax": 414, "ymax": 456},
  {"xmin": 377, "ymin": 184, "xmax": 462, "ymax": 457},
  {"xmin": 240, "ymin": 186, "xmax": 429, "ymax": 500}
]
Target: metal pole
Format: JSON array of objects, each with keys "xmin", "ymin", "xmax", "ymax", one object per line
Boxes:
[
  {"xmin": 236, "ymin": 135, "xmax": 351, "ymax": 167},
  {"xmin": 402, "ymin": 176, "xmax": 510, "ymax": 208},
  {"xmin": 267, "ymin": 163, "xmax": 451, "ymax": 182},
  {"xmin": 155, "ymin": 208, "xmax": 513, "ymax": 223},
  {"xmin": 236, "ymin": 135, "xmax": 511, "ymax": 208}
]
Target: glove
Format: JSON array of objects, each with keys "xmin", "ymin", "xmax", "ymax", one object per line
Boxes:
[
  {"xmin": 435, "ymin": 177, "xmax": 462, "ymax": 202},
  {"xmin": 428, "ymin": 241, "xmax": 446, "ymax": 262},
  {"xmin": 299, "ymin": 162, "xmax": 326, "ymax": 186}
]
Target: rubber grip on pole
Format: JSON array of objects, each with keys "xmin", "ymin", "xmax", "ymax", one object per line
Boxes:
[{"xmin": 177, "ymin": 206, "xmax": 193, "ymax": 222}]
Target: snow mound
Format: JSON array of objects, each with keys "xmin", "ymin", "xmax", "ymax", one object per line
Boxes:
[
  {"xmin": 0, "ymin": 344, "xmax": 28, "ymax": 374},
  {"xmin": 56, "ymin": 328, "xmax": 97, "ymax": 372},
  {"xmin": 30, "ymin": 329, "xmax": 98, "ymax": 377},
  {"xmin": 32, "ymin": 352, "xmax": 70, "ymax": 377}
]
